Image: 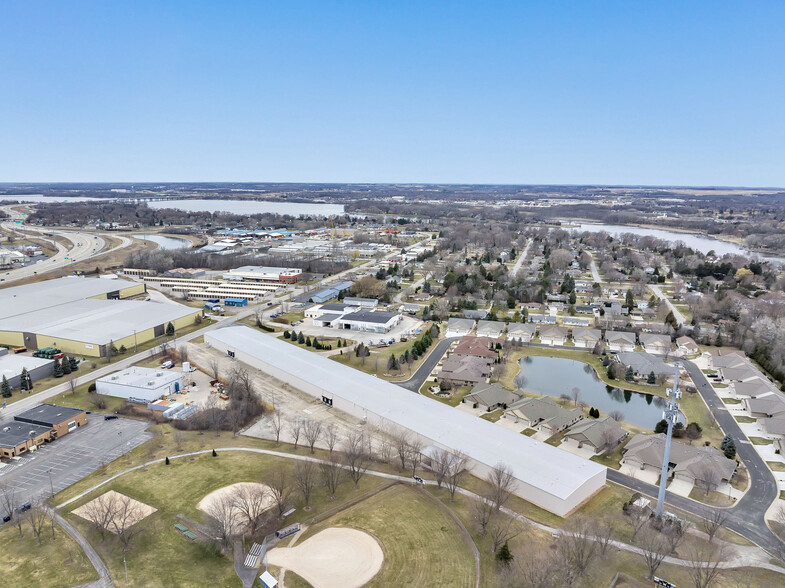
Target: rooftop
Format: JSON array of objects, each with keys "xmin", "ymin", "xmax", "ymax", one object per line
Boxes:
[
  {"xmin": 0, "ymin": 421, "xmax": 53, "ymax": 449},
  {"xmin": 341, "ymin": 310, "xmax": 398, "ymax": 324},
  {"xmin": 0, "ymin": 353, "xmax": 53, "ymax": 380},
  {"xmin": 206, "ymin": 326, "xmax": 605, "ymax": 502},
  {"xmin": 15, "ymin": 403, "xmax": 85, "ymax": 426},
  {"xmin": 97, "ymin": 366, "xmax": 184, "ymax": 390}
]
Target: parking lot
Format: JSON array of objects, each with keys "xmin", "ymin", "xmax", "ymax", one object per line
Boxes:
[{"xmin": 0, "ymin": 414, "xmax": 152, "ymax": 501}]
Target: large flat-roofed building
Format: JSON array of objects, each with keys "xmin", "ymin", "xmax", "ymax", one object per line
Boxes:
[
  {"xmin": 225, "ymin": 266, "xmax": 303, "ymax": 284},
  {"xmin": 96, "ymin": 366, "xmax": 186, "ymax": 403},
  {"xmin": 206, "ymin": 326, "xmax": 606, "ymax": 516},
  {"xmin": 0, "ymin": 277, "xmax": 202, "ymax": 357},
  {"xmin": 14, "ymin": 403, "xmax": 87, "ymax": 438},
  {"xmin": 0, "ymin": 421, "xmax": 53, "ymax": 458},
  {"xmin": 0, "ymin": 348, "xmax": 54, "ymax": 388},
  {"xmin": 338, "ymin": 310, "xmax": 400, "ymax": 333}
]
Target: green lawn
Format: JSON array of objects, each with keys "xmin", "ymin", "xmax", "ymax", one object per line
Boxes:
[
  {"xmin": 479, "ymin": 410, "xmax": 502, "ymax": 423},
  {"xmin": 722, "ymin": 397, "xmax": 741, "ymax": 405},
  {"xmin": 0, "ymin": 518, "xmax": 97, "ymax": 587},
  {"xmin": 750, "ymin": 437, "xmax": 774, "ymax": 445},
  {"xmin": 60, "ymin": 452, "xmax": 392, "ymax": 587},
  {"xmin": 297, "ymin": 485, "xmax": 476, "ymax": 588},
  {"xmin": 735, "ymin": 415, "xmax": 757, "ymax": 424},
  {"xmin": 679, "ymin": 391, "xmax": 724, "ymax": 447},
  {"xmin": 767, "ymin": 461, "xmax": 785, "ymax": 472}
]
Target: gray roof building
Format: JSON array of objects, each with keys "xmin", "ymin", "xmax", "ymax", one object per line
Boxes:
[
  {"xmin": 615, "ymin": 352, "xmax": 673, "ymax": 378},
  {"xmin": 565, "ymin": 417, "xmax": 629, "ymax": 453},
  {"xmin": 507, "ymin": 323, "xmax": 536, "ymax": 341},
  {"xmin": 463, "ymin": 383, "xmax": 522, "ymax": 410},
  {"xmin": 639, "ymin": 333, "xmax": 672, "ymax": 355},
  {"xmin": 476, "ymin": 320, "xmax": 506, "ymax": 338}
]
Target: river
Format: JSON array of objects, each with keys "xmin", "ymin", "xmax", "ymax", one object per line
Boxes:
[{"xmin": 133, "ymin": 234, "xmax": 191, "ymax": 250}]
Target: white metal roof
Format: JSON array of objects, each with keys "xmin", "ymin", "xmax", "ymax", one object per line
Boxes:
[
  {"xmin": 0, "ymin": 353, "xmax": 52, "ymax": 379},
  {"xmin": 97, "ymin": 366, "xmax": 183, "ymax": 389},
  {"xmin": 207, "ymin": 326, "xmax": 605, "ymax": 501}
]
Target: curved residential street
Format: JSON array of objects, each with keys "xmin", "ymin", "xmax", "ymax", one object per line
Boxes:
[{"xmin": 396, "ymin": 336, "xmax": 459, "ymax": 392}]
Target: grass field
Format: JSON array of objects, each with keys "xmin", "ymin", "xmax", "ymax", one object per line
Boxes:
[
  {"xmin": 678, "ymin": 390, "xmax": 724, "ymax": 447},
  {"xmin": 723, "ymin": 397, "xmax": 742, "ymax": 404},
  {"xmin": 0, "ymin": 519, "xmax": 97, "ymax": 587},
  {"xmin": 735, "ymin": 415, "xmax": 757, "ymax": 424},
  {"xmin": 296, "ymin": 484, "xmax": 476, "ymax": 588},
  {"xmin": 767, "ymin": 461, "xmax": 785, "ymax": 472},
  {"xmin": 750, "ymin": 437, "xmax": 774, "ymax": 445}
]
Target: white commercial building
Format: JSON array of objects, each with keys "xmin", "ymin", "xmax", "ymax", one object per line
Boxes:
[
  {"xmin": 225, "ymin": 266, "xmax": 302, "ymax": 284},
  {"xmin": 96, "ymin": 366, "xmax": 186, "ymax": 403},
  {"xmin": 206, "ymin": 326, "xmax": 606, "ymax": 516},
  {"xmin": 338, "ymin": 310, "xmax": 400, "ymax": 333}
]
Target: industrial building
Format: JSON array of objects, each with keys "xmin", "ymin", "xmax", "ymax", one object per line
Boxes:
[
  {"xmin": 206, "ymin": 327, "xmax": 606, "ymax": 516},
  {"xmin": 225, "ymin": 266, "xmax": 303, "ymax": 284},
  {"xmin": 14, "ymin": 403, "xmax": 87, "ymax": 438},
  {"xmin": 0, "ymin": 277, "xmax": 202, "ymax": 358},
  {"xmin": 0, "ymin": 348, "xmax": 54, "ymax": 389},
  {"xmin": 142, "ymin": 276, "xmax": 282, "ymax": 300},
  {"xmin": 0, "ymin": 421, "xmax": 53, "ymax": 458},
  {"xmin": 96, "ymin": 366, "xmax": 187, "ymax": 403}
]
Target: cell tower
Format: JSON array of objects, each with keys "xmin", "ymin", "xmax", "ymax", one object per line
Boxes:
[{"xmin": 655, "ymin": 362, "xmax": 682, "ymax": 518}]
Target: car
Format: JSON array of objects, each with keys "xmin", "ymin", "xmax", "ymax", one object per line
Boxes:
[
  {"xmin": 2, "ymin": 514, "xmax": 11, "ymax": 523},
  {"xmin": 17, "ymin": 502, "xmax": 32, "ymax": 513},
  {"xmin": 413, "ymin": 475, "xmax": 424, "ymax": 484},
  {"xmin": 104, "ymin": 415, "xmax": 118, "ymax": 421}
]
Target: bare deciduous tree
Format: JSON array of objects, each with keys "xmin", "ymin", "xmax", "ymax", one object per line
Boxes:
[
  {"xmin": 294, "ymin": 461, "xmax": 318, "ymax": 508},
  {"xmin": 488, "ymin": 462, "xmax": 516, "ymax": 512},
  {"xmin": 79, "ymin": 492, "xmax": 118, "ymax": 541},
  {"xmin": 686, "ymin": 543, "xmax": 729, "ymax": 588},
  {"xmin": 208, "ymin": 358, "xmax": 220, "ymax": 381},
  {"xmin": 488, "ymin": 514, "xmax": 525, "ymax": 553},
  {"xmin": 626, "ymin": 507, "xmax": 651, "ymax": 541},
  {"xmin": 393, "ymin": 429, "xmax": 410, "ymax": 471},
  {"xmin": 430, "ymin": 447, "xmax": 450, "ymax": 488},
  {"xmin": 343, "ymin": 430, "xmax": 370, "ymax": 487},
  {"xmin": 557, "ymin": 517, "xmax": 597, "ymax": 583},
  {"xmin": 406, "ymin": 436, "xmax": 425, "ymax": 476},
  {"xmin": 268, "ymin": 470, "xmax": 294, "ymax": 516},
  {"xmin": 178, "ymin": 345, "xmax": 189, "ymax": 363},
  {"xmin": 608, "ymin": 410, "xmax": 625, "ymax": 422},
  {"xmin": 231, "ymin": 484, "xmax": 271, "ymax": 535},
  {"xmin": 25, "ymin": 500, "xmax": 49, "ymax": 545},
  {"xmin": 0, "ymin": 482, "xmax": 20, "ymax": 538},
  {"xmin": 701, "ymin": 509, "xmax": 727, "ymax": 543},
  {"xmin": 203, "ymin": 494, "xmax": 236, "ymax": 550},
  {"xmin": 663, "ymin": 519, "xmax": 691, "ymax": 554},
  {"xmin": 111, "ymin": 494, "xmax": 147, "ymax": 552},
  {"xmin": 594, "ymin": 519, "xmax": 614, "ymax": 558},
  {"xmin": 289, "ymin": 418, "xmax": 303, "ymax": 450},
  {"xmin": 377, "ymin": 433, "xmax": 393, "ymax": 464},
  {"xmin": 270, "ymin": 411, "xmax": 284, "ymax": 446},
  {"xmin": 444, "ymin": 450, "xmax": 468, "ymax": 502},
  {"xmin": 698, "ymin": 465, "xmax": 722, "ymax": 496},
  {"xmin": 570, "ymin": 386, "xmax": 581, "ymax": 407},
  {"xmin": 303, "ymin": 419, "xmax": 323, "ymax": 454},
  {"xmin": 319, "ymin": 456, "xmax": 343, "ymax": 499},
  {"xmin": 472, "ymin": 495, "xmax": 495, "ymax": 535},
  {"xmin": 498, "ymin": 541, "xmax": 562, "ymax": 588},
  {"xmin": 638, "ymin": 527, "xmax": 670, "ymax": 579},
  {"xmin": 324, "ymin": 423, "xmax": 340, "ymax": 457}
]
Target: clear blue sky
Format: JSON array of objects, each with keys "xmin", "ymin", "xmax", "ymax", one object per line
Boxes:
[{"xmin": 1, "ymin": 1, "xmax": 784, "ymax": 186}]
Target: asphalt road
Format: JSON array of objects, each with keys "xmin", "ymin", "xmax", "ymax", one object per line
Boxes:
[
  {"xmin": 396, "ymin": 336, "xmax": 459, "ymax": 392},
  {"xmin": 609, "ymin": 361, "xmax": 782, "ymax": 556},
  {"xmin": 649, "ymin": 283, "xmax": 686, "ymax": 326}
]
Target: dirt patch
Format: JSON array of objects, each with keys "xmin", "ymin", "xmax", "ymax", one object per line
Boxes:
[{"xmin": 267, "ymin": 527, "xmax": 384, "ymax": 588}]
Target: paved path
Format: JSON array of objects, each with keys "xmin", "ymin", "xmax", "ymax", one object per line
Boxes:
[
  {"xmin": 50, "ymin": 507, "xmax": 115, "ymax": 587},
  {"xmin": 649, "ymin": 283, "xmax": 685, "ymax": 325},
  {"xmin": 589, "ymin": 253, "xmax": 603, "ymax": 283},
  {"xmin": 395, "ymin": 336, "xmax": 459, "ymax": 392},
  {"xmin": 510, "ymin": 238, "xmax": 532, "ymax": 278},
  {"xmin": 57, "ymin": 447, "xmax": 785, "ymax": 576}
]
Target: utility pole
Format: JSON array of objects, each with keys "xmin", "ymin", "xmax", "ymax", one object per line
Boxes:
[
  {"xmin": 124, "ymin": 554, "xmax": 128, "ymax": 584},
  {"xmin": 656, "ymin": 363, "xmax": 682, "ymax": 518}
]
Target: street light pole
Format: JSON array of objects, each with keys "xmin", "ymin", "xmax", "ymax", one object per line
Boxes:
[{"xmin": 655, "ymin": 363, "xmax": 682, "ymax": 519}]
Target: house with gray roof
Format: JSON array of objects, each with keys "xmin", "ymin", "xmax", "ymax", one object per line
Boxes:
[
  {"xmin": 462, "ymin": 309, "xmax": 488, "ymax": 320},
  {"xmin": 563, "ymin": 316, "xmax": 592, "ymax": 328},
  {"xmin": 572, "ymin": 328, "xmax": 602, "ymax": 349},
  {"xmin": 446, "ymin": 317, "xmax": 475, "ymax": 338},
  {"xmin": 734, "ymin": 377, "xmax": 776, "ymax": 398},
  {"xmin": 564, "ymin": 417, "xmax": 629, "ymax": 454},
  {"xmin": 622, "ymin": 434, "xmax": 737, "ymax": 489},
  {"xmin": 507, "ymin": 322, "xmax": 536, "ymax": 343},
  {"xmin": 720, "ymin": 363, "xmax": 761, "ymax": 383},
  {"xmin": 528, "ymin": 313, "xmax": 557, "ymax": 325},
  {"xmin": 539, "ymin": 325, "xmax": 569, "ymax": 346},
  {"xmin": 745, "ymin": 395, "xmax": 785, "ymax": 419},
  {"xmin": 476, "ymin": 320, "xmax": 506, "ymax": 339},
  {"xmin": 605, "ymin": 330, "xmax": 636, "ymax": 353},
  {"xmin": 504, "ymin": 396, "xmax": 583, "ymax": 435},
  {"xmin": 463, "ymin": 382, "xmax": 522, "ymax": 412},
  {"xmin": 614, "ymin": 352, "xmax": 673, "ymax": 379},
  {"xmin": 439, "ymin": 355, "xmax": 491, "ymax": 386},
  {"xmin": 639, "ymin": 333, "xmax": 672, "ymax": 356},
  {"xmin": 676, "ymin": 336, "xmax": 699, "ymax": 355}
]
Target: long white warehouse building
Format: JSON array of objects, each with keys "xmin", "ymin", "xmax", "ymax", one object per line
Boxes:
[{"xmin": 206, "ymin": 326, "xmax": 606, "ymax": 516}]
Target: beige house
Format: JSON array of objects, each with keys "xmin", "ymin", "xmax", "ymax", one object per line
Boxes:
[
  {"xmin": 605, "ymin": 331, "xmax": 636, "ymax": 352},
  {"xmin": 572, "ymin": 328, "xmax": 602, "ymax": 349},
  {"xmin": 507, "ymin": 322, "xmax": 536, "ymax": 343},
  {"xmin": 505, "ymin": 397, "xmax": 583, "ymax": 435},
  {"xmin": 539, "ymin": 325, "xmax": 569, "ymax": 346},
  {"xmin": 563, "ymin": 417, "xmax": 629, "ymax": 454}
]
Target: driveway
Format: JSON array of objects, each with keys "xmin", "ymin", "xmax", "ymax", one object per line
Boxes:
[
  {"xmin": 395, "ymin": 337, "xmax": 459, "ymax": 392},
  {"xmin": 667, "ymin": 477, "xmax": 694, "ymax": 498}
]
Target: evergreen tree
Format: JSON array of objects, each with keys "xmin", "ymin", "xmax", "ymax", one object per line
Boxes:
[
  {"xmin": 298, "ymin": 332, "xmax": 305, "ymax": 344},
  {"xmin": 654, "ymin": 419, "xmax": 668, "ymax": 434},
  {"xmin": 166, "ymin": 322, "xmax": 175, "ymax": 336},
  {"xmin": 625, "ymin": 366, "xmax": 634, "ymax": 382},
  {"xmin": 496, "ymin": 541, "xmax": 513, "ymax": 566},
  {"xmin": 721, "ymin": 434, "xmax": 731, "ymax": 451},
  {"xmin": 337, "ymin": 338, "xmax": 342, "ymax": 348},
  {"xmin": 1, "ymin": 375, "xmax": 10, "ymax": 398},
  {"xmin": 312, "ymin": 337, "xmax": 320, "ymax": 349},
  {"xmin": 647, "ymin": 371, "xmax": 656, "ymax": 384},
  {"xmin": 165, "ymin": 456, "xmax": 170, "ymax": 465},
  {"xmin": 62, "ymin": 356, "xmax": 72, "ymax": 375},
  {"xmin": 305, "ymin": 336, "xmax": 312, "ymax": 347},
  {"xmin": 569, "ymin": 290, "xmax": 576, "ymax": 305},
  {"xmin": 53, "ymin": 358, "xmax": 64, "ymax": 378},
  {"xmin": 69, "ymin": 357, "xmax": 78, "ymax": 371},
  {"xmin": 625, "ymin": 289, "xmax": 635, "ymax": 311},
  {"xmin": 20, "ymin": 367, "xmax": 31, "ymax": 391},
  {"xmin": 283, "ymin": 330, "xmax": 291, "ymax": 339},
  {"xmin": 724, "ymin": 438, "xmax": 737, "ymax": 460},
  {"xmin": 119, "ymin": 345, "xmax": 127, "ymax": 354}
]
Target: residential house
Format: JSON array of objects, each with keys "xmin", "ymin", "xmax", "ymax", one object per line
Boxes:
[
  {"xmin": 614, "ymin": 352, "xmax": 673, "ymax": 379},
  {"xmin": 528, "ymin": 313, "xmax": 557, "ymax": 325},
  {"xmin": 675, "ymin": 336, "xmax": 699, "ymax": 355},
  {"xmin": 451, "ymin": 337, "xmax": 498, "ymax": 361},
  {"xmin": 463, "ymin": 382, "xmax": 522, "ymax": 412},
  {"xmin": 439, "ymin": 355, "xmax": 491, "ymax": 386},
  {"xmin": 539, "ymin": 325, "xmax": 569, "ymax": 346},
  {"xmin": 476, "ymin": 320, "xmax": 506, "ymax": 339},
  {"xmin": 462, "ymin": 309, "xmax": 488, "ymax": 320},
  {"xmin": 745, "ymin": 395, "xmax": 785, "ymax": 420},
  {"xmin": 507, "ymin": 323, "xmax": 536, "ymax": 343},
  {"xmin": 605, "ymin": 331, "xmax": 636, "ymax": 353},
  {"xmin": 563, "ymin": 417, "xmax": 629, "ymax": 454},
  {"xmin": 504, "ymin": 397, "xmax": 584, "ymax": 435},
  {"xmin": 721, "ymin": 363, "xmax": 761, "ymax": 383},
  {"xmin": 446, "ymin": 318, "xmax": 475, "ymax": 338},
  {"xmin": 734, "ymin": 377, "xmax": 777, "ymax": 398},
  {"xmin": 639, "ymin": 333, "xmax": 672, "ymax": 356},
  {"xmin": 621, "ymin": 434, "xmax": 737, "ymax": 489},
  {"xmin": 562, "ymin": 316, "xmax": 592, "ymax": 328},
  {"xmin": 571, "ymin": 328, "xmax": 602, "ymax": 349}
]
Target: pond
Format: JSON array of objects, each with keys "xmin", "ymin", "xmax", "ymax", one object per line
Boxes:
[
  {"xmin": 133, "ymin": 234, "xmax": 191, "ymax": 250},
  {"xmin": 516, "ymin": 355, "xmax": 679, "ymax": 429}
]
